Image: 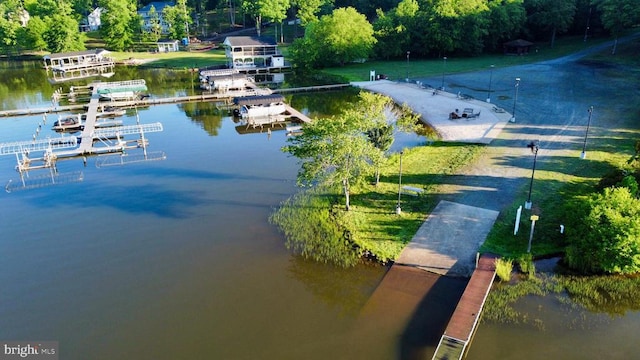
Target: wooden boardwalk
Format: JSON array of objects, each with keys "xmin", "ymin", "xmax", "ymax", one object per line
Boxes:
[{"xmin": 432, "ymin": 254, "xmax": 497, "ymax": 360}]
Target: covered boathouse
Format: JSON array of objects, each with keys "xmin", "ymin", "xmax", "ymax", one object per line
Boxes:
[
  {"xmin": 43, "ymin": 49, "xmax": 115, "ymax": 83},
  {"xmin": 223, "ymin": 36, "xmax": 288, "ymax": 73}
]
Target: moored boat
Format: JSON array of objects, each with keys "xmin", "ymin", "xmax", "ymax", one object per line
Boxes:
[{"xmin": 232, "ymin": 94, "xmax": 286, "ymax": 119}]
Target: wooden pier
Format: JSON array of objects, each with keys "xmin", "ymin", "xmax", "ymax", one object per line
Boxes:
[
  {"xmin": 432, "ymin": 254, "xmax": 497, "ymax": 360},
  {"xmin": 273, "ymin": 83, "xmax": 351, "ymax": 94},
  {"xmin": 0, "ymin": 84, "xmax": 352, "ymax": 119}
]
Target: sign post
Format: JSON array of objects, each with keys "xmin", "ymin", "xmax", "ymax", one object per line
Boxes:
[{"xmin": 528, "ymin": 215, "xmax": 539, "ymax": 253}]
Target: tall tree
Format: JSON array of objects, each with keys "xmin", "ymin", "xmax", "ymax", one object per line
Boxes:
[
  {"xmin": 0, "ymin": 2, "xmax": 21, "ymax": 55},
  {"xmin": 99, "ymin": 0, "xmax": 138, "ymax": 51},
  {"xmin": 291, "ymin": 7, "xmax": 375, "ymax": 67},
  {"xmin": 260, "ymin": 0, "xmax": 290, "ymax": 43},
  {"xmin": 291, "ymin": 0, "xmax": 333, "ymax": 25},
  {"xmin": 283, "ymin": 111, "xmax": 378, "ymax": 211},
  {"xmin": 485, "ymin": 0, "xmax": 526, "ymax": 51},
  {"xmin": 242, "ymin": 0, "xmax": 264, "ymax": 36},
  {"xmin": 142, "ymin": 5, "xmax": 163, "ymax": 43},
  {"xmin": 20, "ymin": 15, "xmax": 48, "ymax": 51},
  {"xmin": 373, "ymin": 0, "xmax": 418, "ymax": 59},
  {"xmin": 594, "ymin": 0, "xmax": 640, "ymax": 54},
  {"xmin": 164, "ymin": 0, "xmax": 193, "ymax": 40},
  {"xmin": 43, "ymin": 14, "xmax": 85, "ymax": 52},
  {"xmin": 525, "ymin": 0, "xmax": 576, "ymax": 47}
]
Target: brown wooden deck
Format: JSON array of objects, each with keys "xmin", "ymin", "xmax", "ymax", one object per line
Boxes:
[{"xmin": 432, "ymin": 254, "xmax": 497, "ymax": 360}]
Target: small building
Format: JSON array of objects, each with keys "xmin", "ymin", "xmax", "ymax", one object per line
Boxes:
[
  {"xmin": 139, "ymin": 1, "xmax": 174, "ymax": 34},
  {"xmin": 87, "ymin": 8, "xmax": 102, "ymax": 31},
  {"xmin": 43, "ymin": 49, "xmax": 115, "ymax": 83},
  {"xmin": 223, "ymin": 36, "xmax": 284, "ymax": 71},
  {"xmin": 18, "ymin": 8, "xmax": 29, "ymax": 27},
  {"xmin": 157, "ymin": 40, "xmax": 180, "ymax": 53},
  {"xmin": 503, "ymin": 39, "xmax": 534, "ymax": 55}
]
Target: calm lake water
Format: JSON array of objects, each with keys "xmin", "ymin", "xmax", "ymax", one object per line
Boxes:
[{"xmin": 0, "ymin": 61, "xmax": 638, "ymax": 359}]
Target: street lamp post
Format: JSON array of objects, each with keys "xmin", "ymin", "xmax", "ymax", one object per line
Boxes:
[
  {"xmin": 486, "ymin": 64, "xmax": 495, "ymax": 103},
  {"xmin": 510, "ymin": 77, "xmax": 520, "ymax": 123},
  {"xmin": 406, "ymin": 51, "xmax": 410, "ymax": 82},
  {"xmin": 396, "ymin": 151, "xmax": 404, "ymax": 215},
  {"xmin": 441, "ymin": 57, "xmax": 447, "ymax": 90},
  {"xmin": 525, "ymin": 140, "xmax": 539, "ymax": 210},
  {"xmin": 580, "ymin": 106, "xmax": 594, "ymax": 159}
]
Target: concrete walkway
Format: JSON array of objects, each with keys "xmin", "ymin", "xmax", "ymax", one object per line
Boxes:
[{"xmin": 395, "ymin": 201, "xmax": 499, "ymax": 277}]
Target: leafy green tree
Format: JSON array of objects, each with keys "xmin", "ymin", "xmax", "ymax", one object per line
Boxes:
[
  {"xmin": 566, "ymin": 186, "xmax": 640, "ymax": 274},
  {"xmin": 0, "ymin": 7, "xmax": 20, "ymax": 55},
  {"xmin": 242, "ymin": 0, "xmax": 265, "ymax": 36},
  {"xmin": 291, "ymin": 0, "xmax": 332, "ymax": 25},
  {"xmin": 525, "ymin": 0, "xmax": 576, "ymax": 47},
  {"xmin": 283, "ymin": 111, "xmax": 378, "ymax": 211},
  {"xmin": 291, "ymin": 7, "xmax": 375, "ymax": 67},
  {"xmin": 419, "ymin": 0, "xmax": 490, "ymax": 56},
  {"xmin": 99, "ymin": 0, "xmax": 138, "ymax": 51},
  {"xmin": 20, "ymin": 15, "xmax": 48, "ymax": 51},
  {"xmin": 485, "ymin": 0, "xmax": 527, "ymax": 51},
  {"xmin": 24, "ymin": 0, "xmax": 73, "ymax": 18},
  {"xmin": 260, "ymin": 0, "xmax": 291, "ymax": 43},
  {"xmin": 373, "ymin": 0, "xmax": 418, "ymax": 59},
  {"xmin": 43, "ymin": 14, "xmax": 85, "ymax": 52},
  {"xmin": 142, "ymin": 5, "xmax": 163, "ymax": 43},
  {"xmin": 163, "ymin": 0, "xmax": 193, "ymax": 40},
  {"xmin": 594, "ymin": 0, "xmax": 640, "ymax": 54}
]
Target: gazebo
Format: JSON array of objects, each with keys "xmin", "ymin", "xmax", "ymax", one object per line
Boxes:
[{"xmin": 503, "ymin": 39, "xmax": 534, "ymax": 55}]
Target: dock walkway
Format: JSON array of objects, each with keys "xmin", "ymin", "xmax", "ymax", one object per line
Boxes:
[{"xmin": 432, "ymin": 254, "xmax": 497, "ymax": 360}]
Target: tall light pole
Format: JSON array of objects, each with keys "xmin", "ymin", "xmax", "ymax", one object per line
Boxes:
[
  {"xmin": 584, "ymin": 6, "xmax": 592, "ymax": 42},
  {"xmin": 581, "ymin": 106, "xmax": 594, "ymax": 159},
  {"xmin": 406, "ymin": 51, "xmax": 410, "ymax": 82},
  {"xmin": 486, "ymin": 64, "xmax": 495, "ymax": 103},
  {"xmin": 441, "ymin": 56, "xmax": 447, "ymax": 90},
  {"xmin": 510, "ymin": 77, "xmax": 520, "ymax": 123},
  {"xmin": 525, "ymin": 140, "xmax": 539, "ymax": 210},
  {"xmin": 396, "ymin": 151, "xmax": 404, "ymax": 215}
]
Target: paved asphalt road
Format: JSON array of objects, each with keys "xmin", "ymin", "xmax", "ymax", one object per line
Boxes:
[{"xmin": 416, "ymin": 33, "xmax": 640, "ymax": 213}]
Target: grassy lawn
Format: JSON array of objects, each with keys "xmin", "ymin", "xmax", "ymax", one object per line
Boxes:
[
  {"xmin": 320, "ymin": 35, "xmax": 615, "ymax": 82},
  {"xmin": 343, "ymin": 143, "xmax": 484, "ymax": 262}
]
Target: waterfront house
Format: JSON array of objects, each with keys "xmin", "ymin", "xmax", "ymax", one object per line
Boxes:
[
  {"xmin": 87, "ymin": 8, "xmax": 102, "ymax": 31},
  {"xmin": 222, "ymin": 36, "xmax": 285, "ymax": 71},
  {"xmin": 139, "ymin": 1, "xmax": 174, "ymax": 34}
]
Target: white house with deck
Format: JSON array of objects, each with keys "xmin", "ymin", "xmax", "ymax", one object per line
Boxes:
[
  {"xmin": 222, "ymin": 36, "xmax": 286, "ymax": 72},
  {"xmin": 138, "ymin": 1, "xmax": 174, "ymax": 34}
]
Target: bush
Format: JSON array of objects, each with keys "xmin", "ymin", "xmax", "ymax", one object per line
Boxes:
[
  {"xmin": 517, "ymin": 253, "xmax": 536, "ymax": 278},
  {"xmin": 565, "ymin": 186, "xmax": 640, "ymax": 274},
  {"xmin": 495, "ymin": 258, "xmax": 513, "ymax": 282}
]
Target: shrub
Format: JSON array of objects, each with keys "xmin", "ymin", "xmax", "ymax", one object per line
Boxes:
[
  {"xmin": 517, "ymin": 253, "xmax": 536, "ymax": 278},
  {"xmin": 495, "ymin": 258, "xmax": 513, "ymax": 282}
]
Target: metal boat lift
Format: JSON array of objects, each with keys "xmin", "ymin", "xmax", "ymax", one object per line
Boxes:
[{"xmin": 1, "ymin": 80, "xmax": 165, "ymax": 192}]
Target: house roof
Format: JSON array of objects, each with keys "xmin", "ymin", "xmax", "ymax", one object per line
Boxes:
[
  {"xmin": 139, "ymin": 1, "xmax": 174, "ymax": 13},
  {"xmin": 504, "ymin": 39, "xmax": 534, "ymax": 47},
  {"xmin": 223, "ymin": 36, "xmax": 277, "ymax": 47},
  {"xmin": 44, "ymin": 49, "xmax": 110, "ymax": 60}
]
